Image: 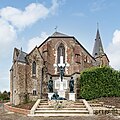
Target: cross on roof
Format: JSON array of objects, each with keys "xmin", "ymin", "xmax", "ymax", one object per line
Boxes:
[
  {"xmin": 97, "ymin": 22, "xmax": 99, "ymax": 30},
  {"xmin": 55, "ymin": 26, "xmax": 58, "ymax": 32}
]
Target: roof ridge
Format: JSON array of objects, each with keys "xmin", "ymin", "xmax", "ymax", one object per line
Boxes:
[{"xmin": 51, "ymin": 32, "xmax": 69, "ymax": 36}]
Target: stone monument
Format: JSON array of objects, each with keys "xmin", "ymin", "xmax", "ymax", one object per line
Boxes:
[
  {"xmin": 54, "ymin": 56, "xmax": 69, "ymax": 98},
  {"xmin": 48, "ymin": 55, "xmax": 76, "ymax": 101}
]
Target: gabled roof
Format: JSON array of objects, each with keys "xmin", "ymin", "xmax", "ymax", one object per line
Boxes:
[
  {"xmin": 26, "ymin": 46, "xmax": 44, "ymax": 61},
  {"xmin": 92, "ymin": 29, "xmax": 104, "ymax": 58},
  {"xmin": 51, "ymin": 32, "xmax": 69, "ymax": 37},
  {"xmin": 14, "ymin": 48, "xmax": 27, "ymax": 63},
  {"xmin": 38, "ymin": 32, "xmax": 74, "ymax": 48},
  {"xmin": 38, "ymin": 31, "xmax": 95, "ymax": 60}
]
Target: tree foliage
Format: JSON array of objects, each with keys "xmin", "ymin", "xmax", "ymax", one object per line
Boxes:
[
  {"xmin": 79, "ymin": 66, "xmax": 120, "ymax": 100},
  {"xmin": 0, "ymin": 91, "xmax": 10, "ymax": 101}
]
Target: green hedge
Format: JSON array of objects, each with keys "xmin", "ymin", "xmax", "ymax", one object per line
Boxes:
[{"xmin": 79, "ymin": 66, "xmax": 120, "ymax": 100}]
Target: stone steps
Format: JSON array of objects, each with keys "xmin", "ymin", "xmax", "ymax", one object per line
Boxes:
[
  {"xmin": 38, "ymin": 105, "xmax": 86, "ymax": 108},
  {"xmin": 29, "ymin": 99, "xmax": 92, "ymax": 116},
  {"xmin": 36, "ymin": 107, "xmax": 87, "ymax": 110},
  {"xmin": 39, "ymin": 103, "xmax": 48, "ymax": 105},
  {"xmin": 29, "ymin": 113, "xmax": 91, "ymax": 117},
  {"xmin": 38, "ymin": 104, "xmax": 86, "ymax": 108},
  {"xmin": 69, "ymin": 105, "xmax": 86, "ymax": 108},
  {"xmin": 35, "ymin": 110, "xmax": 89, "ymax": 114}
]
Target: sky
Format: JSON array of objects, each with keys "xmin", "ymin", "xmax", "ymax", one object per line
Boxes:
[{"xmin": 0, "ymin": 0, "xmax": 120, "ymax": 92}]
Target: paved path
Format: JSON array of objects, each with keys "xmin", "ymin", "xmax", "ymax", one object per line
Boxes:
[{"xmin": 0, "ymin": 112, "xmax": 119, "ymax": 120}]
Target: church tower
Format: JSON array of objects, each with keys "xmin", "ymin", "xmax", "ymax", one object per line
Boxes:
[{"xmin": 92, "ymin": 27, "xmax": 109, "ymax": 66}]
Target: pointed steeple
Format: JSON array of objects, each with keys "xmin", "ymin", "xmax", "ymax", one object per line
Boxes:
[{"xmin": 92, "ymin": 26, "xmax": 104, "ymax": 58}]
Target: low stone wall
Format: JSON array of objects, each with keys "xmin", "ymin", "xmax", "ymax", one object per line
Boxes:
[
  {"xmin": 30, "ymin": 99, "xmax": 40, "ymax": 115},
  {"xmin": 93, "ymin": 109, "xmax": 120, "ymax": 116},
  {"xmin": 4, "ymin": 102, "xmax": 30, "ymax": 115},
  {"xmin": 89, "ymin": 102, "xmax": 120, "ymax": 116}
]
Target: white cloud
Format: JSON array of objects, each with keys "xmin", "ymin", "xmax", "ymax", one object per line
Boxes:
[
  {"xmin": 106, "ymin": 29, "xmax": 120, "ymax": 70},
  {"xmin": 0, "ymin": 19, "xmax": 16, "ymax": 53},
  {"xmin": 0, "ymin": 1, "xmax": 63, "ymax": 30},
  {"xmin": 112, "ymin": 30, "xmax": 120, "ymax": 44},
  {"xmin": 0, "ymin": 3, "xmax": 49, "ymax": 29},
  {"xmin": 90, "ymin": 0, "xmax": 107, "ymax": 12},
  {"xmin": 50, "ymin": 0, "xmax": 59, "ymax": 15},
  {"xmin": 0, "ymin": 0, "xmax": 62, "ymax": 52},
  {"xmin": 27, "ymin": 32, "xmax": 49, "ymax": 53},
  {"xmin": 0, "ymin": 18, "xmax": 17, "ymax": 92},
  {"xmin": 50, "ymin": 0, "xmax": 66, "ymax": 14}
]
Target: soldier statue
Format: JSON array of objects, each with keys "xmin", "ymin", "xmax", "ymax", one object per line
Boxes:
[
  {"xmin": 48, "ymin": 76, "xmax": 53, "ymax": 93},
  {"xmin": 59, "ymin": 66, "xmax": 65, "ymax": 82},
  {"xmin": 69, "ymin": 77, "xmax": 74, "ymax": 93}
]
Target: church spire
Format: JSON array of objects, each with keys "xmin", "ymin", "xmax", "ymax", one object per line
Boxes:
[{"xmin": 92, "ymin": 25, "xmax": 104, "ymax": 58}]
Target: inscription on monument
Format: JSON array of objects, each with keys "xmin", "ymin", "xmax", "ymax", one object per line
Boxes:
[{"xmin": 55, "ymin": 79, "xmax": 67, "ymax": 90}]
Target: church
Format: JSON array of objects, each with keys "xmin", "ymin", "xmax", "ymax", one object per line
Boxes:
[{"xmin": 10, "ymin": 28, "xmax": 109, "ymax": 105}]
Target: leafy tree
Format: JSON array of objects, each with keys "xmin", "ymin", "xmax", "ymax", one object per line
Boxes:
[{"xmin": 0, "ymin": 91, "xmax": 10, "ymax": 101}]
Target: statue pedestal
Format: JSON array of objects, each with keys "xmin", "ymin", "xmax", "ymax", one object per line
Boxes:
[
  {"xmin": 57, "ymin": 90, "xmax": 65, "ymax": 98},
  {"xmin": 48, "ymin": 93, "xmax": 54, "ymax": 100},
  {"xmin": 55, "ymin": 78, "xmax": 67, "ymax": 98},
  {"xmin": 69, "ymin": 93, "xmax": 76, "ymax": 101}
]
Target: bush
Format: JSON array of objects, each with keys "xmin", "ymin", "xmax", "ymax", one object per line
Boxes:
[{"xmin": 79, "ymin": 66, "xmax": 120, "ymax": 100}]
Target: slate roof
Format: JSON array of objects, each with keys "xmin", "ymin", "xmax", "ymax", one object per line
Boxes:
[
  {"xmin": 51, "ymin": 32, "xmax": 69, "ymax": 37},
  {"xmin": 38, "ymin": 32, "xmax": 73, "ymax": 48},
  {"xmin": 17, "ymin": 48, "xmax": 27, "ymax": 63},
  {"xmin": 92, "ymin": 29, "xmax": 104, "ymax": 58}
]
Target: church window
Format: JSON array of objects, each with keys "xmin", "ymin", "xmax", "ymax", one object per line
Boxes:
[
  {"xmin": 74, "ymin": 45, "xmax": 80, "ymax": 55},
  {"xmin": 33, "ymin": 90, "xmax": 37, "ymax": 96},
  {"xmin": 57, "ymin": 43, "xmax": 65, "ymax": 64},
  {"xmin": 32, "ymin": 61, "xmax": 36, "ymax": 75},
  {"xmin": 84, "ymin": 56, "xmax": 87, "ymax": 62},
  {"xmin": 75, "ymin": 54, "xmax": 80, "ymax": 63}
]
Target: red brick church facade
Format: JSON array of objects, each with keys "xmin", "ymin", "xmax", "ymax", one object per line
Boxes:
[{"xmin": 10, "ymin": 29, "xmax": 109, "ymax": 105}]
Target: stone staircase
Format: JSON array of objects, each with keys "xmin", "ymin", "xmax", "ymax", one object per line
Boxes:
[{"xmin": 28, "ymin": 99, "xmax": 93, "ymax": 116}]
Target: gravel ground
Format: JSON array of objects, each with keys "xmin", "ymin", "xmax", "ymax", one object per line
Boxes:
[
  {"xmin": 0, "ymin": 112, "xmax": 120, "ymax": 120},
  {"xmin": 0, "ymin": 103, "xmax": 120, "ymax": 120}
]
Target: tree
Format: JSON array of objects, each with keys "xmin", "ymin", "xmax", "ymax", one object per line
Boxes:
[{"xmin": 0, "ymin": 91, "xmax": 10, "ymax": 101}]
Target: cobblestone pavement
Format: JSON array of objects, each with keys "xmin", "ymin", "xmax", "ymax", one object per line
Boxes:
[{"xmin": 0, "ymin": 104, "xmax": 120, "ymax": 120}]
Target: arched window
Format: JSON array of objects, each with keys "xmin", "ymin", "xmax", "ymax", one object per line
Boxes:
[
  {"xmin": 32, "ymin": 61, "xmax": 36, "ymax": 75},
  {"xmin": 57, "ymin": 43, "xmax": 65, "ymax": 64}
]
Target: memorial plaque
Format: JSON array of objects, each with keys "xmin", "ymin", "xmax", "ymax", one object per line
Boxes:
[{"xmin": 55, "ymin": 78, "xmax": 67, "ymax": 90}]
